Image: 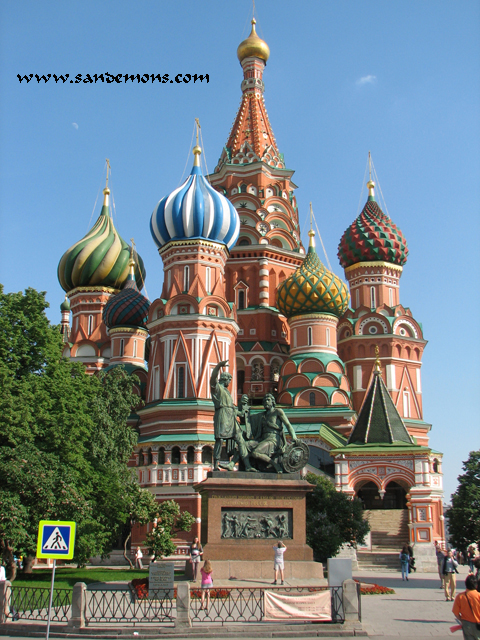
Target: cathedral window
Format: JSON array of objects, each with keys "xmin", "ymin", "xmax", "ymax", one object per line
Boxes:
[
  {"xmin": 370, "ymin": 287, "xmax": 376, "ymax": 308},
  {"xmin": 308, "ymin": 326, "xmax": 313, "ymax": 346},
  {"xmin": 167, "ymin": 270, "xmax": 171, "ymax": 290},
  {"xmin": 240, "ymin": 184, "xmax": 247, "ymax": 193},
  {"xmin": 158, "ymin": 447, "xmax": 165, "ymax": 464},
  {"xmin": 403, "ymin": 390, "xmax": 411, "ymax": 418},
  {"xmin": 184, "ymin": 265, "xmax": 190, "ymax": 291},
  {"xmin": 206, "ymin": 266, "xmax": 211, "ymax": 293},
  {"xmin": 355, "ymin": 289, "xmax": 360, "ymax": 308},
  {"xmin": 87, "ymin": 315, "xmax": 94, "ymax": 335},
  {"xmin": 133, "ymin": 339, "xmax": 137, "ymax": 358},
  {"xmin": 309, "ymin": 392, "xmax": 315, "ymax": 406},
  {"xmin": 171, "ymin": 446, "xmax": 181, "ymax": 464},
  {"xmin": 177, "ymin": 366, "xmax": 185, "ymax": 398},
  {"xmin": 202, "ymin": 446, "xmax": 213, "ymax": 464},
  {"xmin": 293, "ymin": 328, "xmax": 297, "ymax": 348},
  {"xmin": 119, "ymin": 339, "xmax": 124, "ymax": 357},
  {"xmin": 187, "ymin": 446, "xmax": 195, "ymax": 464},
  {"xmin": 389, "ymin": 287, "xmax": 393, "ymax": 306},
  {"xmin": 238, "ymin": 290, "xmax": 246, "ymax": 309},
  {"xmin": 325, "ymin": 327, "xmax": 330, "ymax": 346}
]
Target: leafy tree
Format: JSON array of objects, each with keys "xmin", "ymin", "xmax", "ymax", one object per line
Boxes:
[
  {"xmin": 305, "ymin": 473, "xmax": 369, "ymax": 562},
  {"xmin": 145, "ymin": 500, "xmax": 195, "ymax": 560},
  {"xmin": 0, "ymin": 286, "xmax": 144, "ymax": 577},
  {"xmin": 122, "ymin": 479, "xmax": 159, "ymax": 568},
  {"xmin": 445, "ymin": 450, "xmax": 480, "ymax": 552}
]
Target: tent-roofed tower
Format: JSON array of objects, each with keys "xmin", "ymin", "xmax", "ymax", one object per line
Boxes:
[
  {"xmin": 209, "ymin": 17, "xmax": 306, "ymax": 403},
  {"xmin": 330, "ymin": 348, "xmax": 443, "ymax": 571}
]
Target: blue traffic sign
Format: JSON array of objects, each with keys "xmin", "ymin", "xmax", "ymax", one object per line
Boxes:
[{"xmin": 37, "ymin": 521, "xmax": 76, "ymax": 559}]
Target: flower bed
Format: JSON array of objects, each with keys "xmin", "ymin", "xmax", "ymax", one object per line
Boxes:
[
  {"xmin": 130, "ymin": 578, "xmax": 176, "ymax": 599},
  {"xmin": 357, "ymin": 581, "xmax": 395, "ymax": 595},
  {"xmin": 191, "ymin": 588, "xmax": 230, "ymax": 600}
]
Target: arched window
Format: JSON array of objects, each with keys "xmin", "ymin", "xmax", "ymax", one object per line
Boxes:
[
  {"xmin": 206, "ymin": 267, "xmax": 211, "ymax": 293},
  {"xmin": 389, "ymin": 287, "xmax": 393, "ymax": 306},
  {"xmin": 370, "ymin": 286, "xmax": 376, "ymax": 309},
  {"xmin": 167, "ymin": 270, "xmax": 171, "ymax": 290},
  {"xmin": 355, "ymin": 289, "xmax": 360, "ymax": 308},
  {"xmin": 237, "ymin": 369, "xmax": 245, "ymax": 393},
  {"xmin": 133, "ymin": 339, "xmax": 137, "ymax": 358},
  {"xmin": 403, "ymin": 390, "xmax": 410, "ymax": 418},
  {"xmin": 171, "ymin": 446, "xmax": 181, "ymax": 464},
  {"xmin": 120, "ymin": 339, "xmax": 125, "ymax": 357},
  {"xmin": 432, "ymin": 458, "xmax": 439, "ymax": 473},
  {"xmin": 308, "ymin": 326, "xmax": 313, "ymax": 346},
  {"xmin": 158, "ymin": 448, "xmax": 165, "ymax": 464},
  {"xmin": 238, "ymin": 290, "xmax": 246, "ymax": 310},
  {"xmin": 177, "ymin": 366, "xmax": 185, "ymax": 398},
  {"xmin": 325, "ymin": 327, "xmax": 330, "ymax": 347},
  {"xmin": 309, "ymin": 392, "xmax": 315, "ymax": 406},
  {"xmin": 240, "ymin": 184, "xmax": 247, "ymax": 193},
  {"xmin": 184, "ymin": 265, "xmax": 190, "ymax": 292},
  {"xmin": 187, "ymin": 446, "xmax": 195, "ymax": 464},
  {"xmin": 238, "ymin": 238, "xmax": 250, "ymax": 246},
  {"xmin": 293, "ymin": 328, "xmax": 297, "ymax": 348},
  {"xmin": 202, "ymin": 446, "xmax": 213, "ymax": 464},
  {"xmin": 88, "ymin": 315, "xmax": 94, "ymax": 335}
]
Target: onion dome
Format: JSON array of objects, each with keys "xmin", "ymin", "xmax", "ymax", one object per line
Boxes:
[
  {"xmin": 58, "ymin": 186, "xmax": 146, "ymax": 293},
  {"xmin": 60, "ymin": 296, "xmax": 70, "ymax": 312},
  {"xmin": 277, "ymin": 230, "xmax": 349, "ymax": 318},
  {"xmin": 150, "ymin": 145, "xmax": 240, "ymax": 251},
  {"xmin": 103, "ymin": 254, "xmax": 150, "ymax": 329},
  {"xmin": 237, "ymin": 18, "xmax": 270, "ymax": 63},
  {"xmin": 338, "ymin": 181, "xmax": 408, "ymax": 269}
]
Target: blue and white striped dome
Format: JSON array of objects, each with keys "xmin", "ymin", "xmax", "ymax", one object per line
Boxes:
[{"xmin": 150, "ymin": 147, "xmax": 240, "ymax": 251}]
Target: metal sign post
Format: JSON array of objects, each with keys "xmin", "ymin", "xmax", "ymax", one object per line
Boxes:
[{"xmin": 36, "ymin": 521, "xmax": 76, "ymax": 640}]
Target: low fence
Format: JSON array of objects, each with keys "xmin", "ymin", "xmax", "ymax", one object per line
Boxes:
[
  {"xmin": 2, "ymin": 585, "xmax": 72, "ymax": 622},
  {"xmin": 189, "ymin": 586, "xmax": 344, "ymax": 626},
  {"xmin": 0, "ymin": 580, "xmax": 360, "ymax": 629}
]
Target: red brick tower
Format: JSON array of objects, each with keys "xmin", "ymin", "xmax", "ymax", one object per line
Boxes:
[{"xmin": 209, "ymin": 19, "xmax": 305, "ymax": 403}]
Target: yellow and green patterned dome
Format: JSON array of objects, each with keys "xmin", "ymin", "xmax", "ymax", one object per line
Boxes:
[
  {"xmin": 58, "ymin": 187, "xmax": 146, "ymax": 293},
  {"xmin": 276, "ymin": 230, "xmax": 349, "ymax": 318}
]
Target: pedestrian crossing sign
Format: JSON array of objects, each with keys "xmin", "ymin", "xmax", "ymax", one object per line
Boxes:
[{"xmin": 36, "ymin": 521, "xmax": 76, "ymax": 560}]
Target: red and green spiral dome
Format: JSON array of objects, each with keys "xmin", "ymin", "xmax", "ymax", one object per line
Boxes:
[{"xmin": 338, "ymin": 182, "xmax": 408, "ymax": 269}]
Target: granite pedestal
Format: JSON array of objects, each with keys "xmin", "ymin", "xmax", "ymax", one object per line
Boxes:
[{"xmin": 193, "ymin": 471, "xmax": 316, "ymax": 566}]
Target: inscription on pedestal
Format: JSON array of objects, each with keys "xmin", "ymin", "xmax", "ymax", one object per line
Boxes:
[{"xmin": 221, "ymin": 508, "xmax": 292, "ymax": 539}]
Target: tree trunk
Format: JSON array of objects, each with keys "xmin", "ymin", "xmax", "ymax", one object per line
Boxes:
[
  {"xmin": 4, "ymin": 547, "xmax": 17, "ymax": 581},
  {"xmin": 23, "ymin": 556, "xmax": 35, "ymax": 574},
  {"xmin": 123, "ymin": 531, "xmax": 134, "ymax": 569}
]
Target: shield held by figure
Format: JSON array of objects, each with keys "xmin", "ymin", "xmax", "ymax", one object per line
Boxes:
[{"xmin": 281, "ymin": 441, "xmax": 309, "ymax": 473}]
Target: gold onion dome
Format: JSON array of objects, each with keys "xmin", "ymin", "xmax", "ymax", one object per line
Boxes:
[
  {"xmin": 237, "ymin": 18, "xmax": 270, "ymax": 63},
  {"xmin": 277, "ymin": 230, "xmax": 350, "ymax": 318},
  {"xmin": 58, "ymin": 186, "xmax": 146, "ymax": 293}
]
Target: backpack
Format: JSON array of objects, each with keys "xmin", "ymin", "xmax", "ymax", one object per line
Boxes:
[{"xmin": 400, "ymin": 552, "xmax": 409, "ymax": 563}]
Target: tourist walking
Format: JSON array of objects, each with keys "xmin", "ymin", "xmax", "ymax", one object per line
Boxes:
[
  {"xmin": 452, "ymin": 574, "xmax": 480, "ymax": 640},
  {"xmin": 435, "ymin": 541, "xmax": 445, "ymax": 588},
  {"xmin": 407, "ymin": 542, "xmax": 416, "ymax": 573},
  {"xmin": 468, "ymin": 546, "xmax": 477, "ymax": 573},
  {"xmin": 273, "ymin": 541, "xmax": 287, "ymax": 585},
  {"xmin": 189, "ymin": 537, "xmax": 203, "ymax": 581},
  {"xmin": 200, "ymin": 560, "xmax": 213, "ymax": 611},
  {"xmin": 135, "ymin": 547, "xmax": 143, "ymax": 570},
  {"xmin": 443, "ymin": 548, "xmax": 459, "ymax": 601},
  {"xmin": 399, "ymin": 545, "xmax": 410, "ymax": 581}
]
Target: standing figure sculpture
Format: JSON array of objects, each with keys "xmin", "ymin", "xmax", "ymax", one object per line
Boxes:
[
  {"xmin": 251, "ymin": 393, "xmax": 298, "ymax": 473},
  {"xmin": 210, "ymin": 361, "xmax": 256, "ymax": 472}
]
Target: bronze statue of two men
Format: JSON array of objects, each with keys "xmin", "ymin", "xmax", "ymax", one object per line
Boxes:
[{"xmin": 210, "ymin": 360, "xmax": 307, "ymax": 474}]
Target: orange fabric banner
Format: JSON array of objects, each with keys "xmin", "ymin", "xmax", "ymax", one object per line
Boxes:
[{"xmin": 263, "ymin": 589, "xmax": 332, "ymax": 621}]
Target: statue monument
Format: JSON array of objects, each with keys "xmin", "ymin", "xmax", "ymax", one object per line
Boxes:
[{"xmin": 210, "ymin": 360, "xmax": 309, "ymax": 474}]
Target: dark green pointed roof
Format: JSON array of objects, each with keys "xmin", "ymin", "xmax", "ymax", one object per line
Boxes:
[{"xmin": 348, "ymin": 370, "xmax": 413, "ymax": 445}]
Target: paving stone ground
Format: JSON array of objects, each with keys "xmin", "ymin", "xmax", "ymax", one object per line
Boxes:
[{"xmin": 354, "ymin": 564, "xmax": 471, "ymax": 639}]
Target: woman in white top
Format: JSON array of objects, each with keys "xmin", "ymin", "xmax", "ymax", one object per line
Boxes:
[
  {"xmin": 273, "ymin": 541, "xmax": 287, "ymax": 585},
  {"xmin": 135, "ymin": 547, "xmax": 143, "ymax": 570}
]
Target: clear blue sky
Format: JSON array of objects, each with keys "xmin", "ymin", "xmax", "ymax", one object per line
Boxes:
[{"xmin": 1, "ymin": 1, "xmax": 479, "ymax": 501}]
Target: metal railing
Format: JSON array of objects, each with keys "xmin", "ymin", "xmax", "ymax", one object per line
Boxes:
[
  {"xmin": 5, "ymin": 585, "xmax": 72, "ymax": 622},
  {"xmin": 189, "ymin": 586, "xmax": 344, "ymax": 626},
  {"xmin": 85, "ymin": 586, "xmax": 175, "ymax": 625}
]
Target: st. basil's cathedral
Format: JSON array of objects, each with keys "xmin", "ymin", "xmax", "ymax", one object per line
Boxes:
[{"xmin": 57, "ymin": 20, "xmax": 444, "ymax": 570}]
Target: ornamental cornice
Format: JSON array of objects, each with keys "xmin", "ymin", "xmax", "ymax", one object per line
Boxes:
[
  {"xmin": 289, "ymin": 313, "xmax": 339, "ymax": 324},
  {"xmin": 108, "ymin": 327, "xmax": 148, "ymax": 336},
  {"xmin": 68, "ymin": 286, "xmax": 118, "ymax": 296},
  {"xmin": 349, "ymin": 458, "xmax": 414, "ymax": 470},
  {"xmin": 344, "ymin": 261, "xmax": 403, "ymax": 274},
  {"xmin": 158, "ymin": 239, "xmax": 228, "ymax": 257}
]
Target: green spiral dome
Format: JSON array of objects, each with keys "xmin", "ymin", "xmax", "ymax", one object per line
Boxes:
[{"xmin": 58, "ymin": 188, "xmax": 146, "ymax": 293}]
